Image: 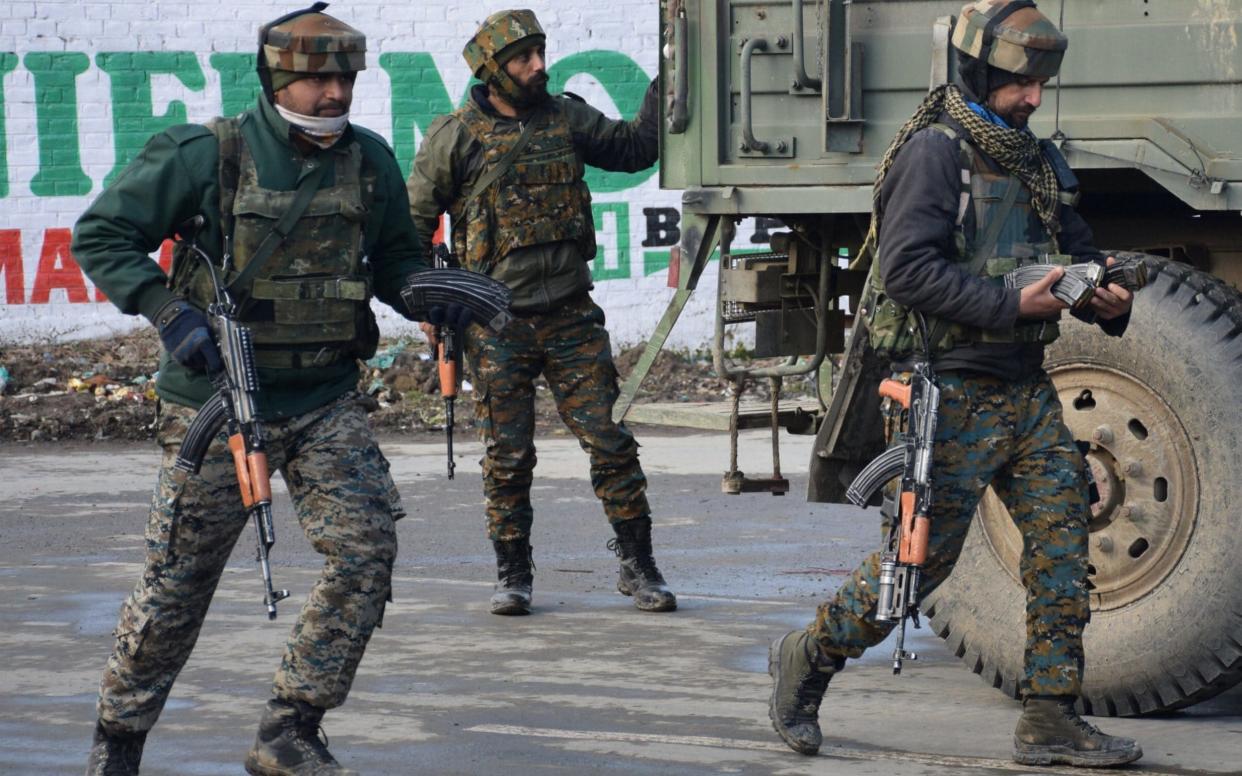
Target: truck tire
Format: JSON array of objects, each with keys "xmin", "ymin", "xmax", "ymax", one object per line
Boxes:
[{"xmin": 923, "ymin": 255, "xmax": 1242, "ymax": 715}]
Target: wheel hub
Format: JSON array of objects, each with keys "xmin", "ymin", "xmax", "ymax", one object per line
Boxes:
[{"xmin": 974, "ymin": 365, "xmax": 1199, "ymax": 611}]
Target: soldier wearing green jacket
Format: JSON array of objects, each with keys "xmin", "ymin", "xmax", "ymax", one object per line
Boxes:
[
  {"xmin": 73, "ymin": 6, "xmax": 427, "ymax": 775},
  {"xmin": 407, "ymin": 9, "xmax": 676, "ymax": 616}
]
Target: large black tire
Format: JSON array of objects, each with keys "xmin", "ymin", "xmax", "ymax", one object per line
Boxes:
[{"xmin": 924, "ymin": 255, "xmax": 1242, "ymax": 715}]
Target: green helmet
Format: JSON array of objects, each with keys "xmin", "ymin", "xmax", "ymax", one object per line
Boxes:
[
  {"xmin": 257, "ymin": 3, "xmax": 367, "ymax": 97},
  {"xmin": 463, "ymin": 9, "xmax": 546, "ymax": 101},
  {"xmin": 951, "ymin": 0, "xmax": 1067, "ymax": 96}
]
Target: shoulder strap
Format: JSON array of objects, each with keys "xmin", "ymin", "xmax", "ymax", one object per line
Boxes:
[
  {"xmin": 207, "ymin": 116, "xmax": 244, "ymax": 262},
  {"xmin": 224, "ymin": 145, "xmax": 332, "ymax": 296},
  {"xmin": 926, "ymin": 175, "xmax": 1021, "ymax": 349},
  {"xmin": 974, "ymin": 176, "xmax": 1022, "ymax": 269},
  {"xmin": 462, "ymin": 111, "xmax": 541, "ymax": 207}
]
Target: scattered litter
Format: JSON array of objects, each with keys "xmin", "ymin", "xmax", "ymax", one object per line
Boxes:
[{"xmin": 366, "ymin": 341, "xmax": 409, "ymax": 370}]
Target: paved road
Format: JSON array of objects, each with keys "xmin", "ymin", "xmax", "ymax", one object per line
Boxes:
[{"xmin": 1, "ymin": 429, "xmax": 1238, "ymax": 775}]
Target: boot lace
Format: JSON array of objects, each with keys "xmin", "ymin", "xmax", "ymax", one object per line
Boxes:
[
  {"xmin": 794, "ymin": 667, "xmax": 832, "ymax": 717},
  {"xmin": 1060, "ymin": 705, "xmax": 1104, "ymax": 738},
  {"xmin": 498, "ymin": 544, "xmax": 534, "ymax": 588},
  {"xmin": 608, "ymin": 538, "xmax": 663, "ymax": 582},
  {"xmin": 91, "ymin": 728, "xmax": 144, "ymax": 776},
  {"xmin": 291, "ymin": 719, "xmax": 339, "ymax": 766}
]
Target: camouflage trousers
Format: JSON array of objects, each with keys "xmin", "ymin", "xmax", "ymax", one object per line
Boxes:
[
  {"xmin": 465, "ymin": 294, "xmax": 649, "ymax": 541},
  {"xmin": 97, "ymin": 391, "xmax": 403, "ymax": 734},
  {"xmin": 808, "ymin": 370, "xmax": 1090, "ymax": 697}
]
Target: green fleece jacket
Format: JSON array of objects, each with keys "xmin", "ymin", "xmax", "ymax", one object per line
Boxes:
[{"xmin": 72, "ymin": 97, "xmax": 427, "ymax": 418}]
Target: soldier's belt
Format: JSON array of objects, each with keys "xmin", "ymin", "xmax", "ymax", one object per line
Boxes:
[
  {"xmin": 400, "ymin": 268, "xmax": 514, "ymax": 333},
  {"xmin": 251, "ymin": 277, "xmax": 370, "ymax": 301},
  {"xmin": 1002, "ymin": 256, "xmax": 1149, "ymax": 310}
]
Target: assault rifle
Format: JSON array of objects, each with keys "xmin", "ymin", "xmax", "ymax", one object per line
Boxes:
[
  {"xmin": 1003, "ymin": 255, "xmax": 1149, "ymax": 310},
  {"xmin": 400, "ymin": 263, "xmax": 514, "ymax": 480},
  {"xmin": 845, "ymin": 312, "xmax": 940, "ymax": 675},
  {"xmin": 433, "ymin": 244, "xmax": 461, "ymax": 480},
  {"xmin": 167, "ymin": 215, "xmax": 290, "ymax": 620}
]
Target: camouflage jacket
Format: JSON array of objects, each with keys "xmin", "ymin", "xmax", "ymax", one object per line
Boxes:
[
  {"xmin": 406, "ymin": 81, "xmax": 658, "ymax": 312},
  {"xmin": 72, "ymin": 97, "xmax": 427, "ymax": 418}
]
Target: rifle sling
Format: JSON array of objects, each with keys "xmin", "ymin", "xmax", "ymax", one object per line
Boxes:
[
  {"xmin": 226, "ymin": 160, "xmax": 331, "ymax": 296},
  {"xmin": 462, "ymin": 113, "xmax": 540, "ymax": 207}
]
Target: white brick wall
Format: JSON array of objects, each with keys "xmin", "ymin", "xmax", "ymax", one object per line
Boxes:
[{"xmin": 0, "ymin": 1, "xmax": 741, "ymax": 348}]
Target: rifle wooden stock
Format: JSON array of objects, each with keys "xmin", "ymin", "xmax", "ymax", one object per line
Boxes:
[
  {"xmin": 437, "ymin": 328, "xmax": 459, "ymax": 479},
  {"xmin": 879, "ymin": 379, "xmax": 911, "ymax": 409},
  {"xmin": 438, "ymin": 339, "xmax": 457, "ymax": 399},
  {"xmin": 228, "ymin": 434, "xmax": 271, "ymax": 509},
  {"xmin": 898, "ymin": 500, "xmax": 930, "ymax": 565}
]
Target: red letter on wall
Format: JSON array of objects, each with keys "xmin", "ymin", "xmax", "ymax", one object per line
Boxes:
[
  {"xmin": 0, "ymin": 230, "xmax": 25, "ymax": 304},
  {"xmin": 30, "ymin": 228, "xmax": 89, "ymax": 304}
]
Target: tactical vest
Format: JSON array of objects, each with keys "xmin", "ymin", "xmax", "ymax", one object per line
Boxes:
[
  {"xmin": 170, "ymin": 115, "xmax": 378, "ymax": 369},
  {"xmin": 867, "ymin": 124, "xmax": 1069, "ymax": 358},
  {"xmin": 449, "ymin": 98, "xmax": 595, "ymax": 276}
]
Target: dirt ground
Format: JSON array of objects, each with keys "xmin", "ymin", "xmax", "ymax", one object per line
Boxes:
[{"xmin": 0, "ymin": 330, "xmax": 814, "ymax": 442}]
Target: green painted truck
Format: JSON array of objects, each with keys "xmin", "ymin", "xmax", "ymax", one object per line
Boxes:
[{"xmin": 620, "ymin": 0, "xmax": 1242, "ymax": 715}]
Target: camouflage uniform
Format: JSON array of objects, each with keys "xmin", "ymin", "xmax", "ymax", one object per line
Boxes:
[
  {"xmin": 469, "ymin": 294, "xmax": 647, "ymax": 540},
  {"xmin": 808, "ymin": 2, "xmax": 1103, "ymax": 697},
  {"xmin": 72, "ymin": 8, "xmax": 423, "ymax": 773},
  {"xmin": 407, "ymin": 11, "xmax": 658, "ymax": 540},
  {"xmin": 771, "ymin": 3, "xmax": 1140, "ymax": 767},
  {"xmin": 407, "ymin": 9, "xmax": 672, "ymax": 613},
  {"xmin": 99, "ymin": 395, "xmax": 401, "ymax": 730},
  {"xmin": 809, "ymin": 371, "xmax": 1090, "ymax": 696}
]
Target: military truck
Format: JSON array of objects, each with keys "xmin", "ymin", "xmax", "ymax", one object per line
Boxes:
[{"xmin": 618, "ymin": 0, "xmax": 1242, "ymax": 715}]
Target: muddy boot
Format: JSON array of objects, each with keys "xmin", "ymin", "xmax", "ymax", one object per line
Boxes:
[
  {"xmin": 1013, "ymin": 696, "xmax": 1143, "ymax": 768},
  {"xmin": 85, "ymin": 720, "xmax": 147, "ymax": 775},
  {"xmin": 490, "ymin": 538, "xmax": 534, "ymax": 615},
  {"xmin": 608, "ymin": 517, "xmax": 677, "ymax": 612},
  {"xmin": 768, "ymin": 630, "xmax": 842, "ymax": 756},
  {"xmin": 243, "ymin": 698, "xmax": 357, "ymax": 776}
]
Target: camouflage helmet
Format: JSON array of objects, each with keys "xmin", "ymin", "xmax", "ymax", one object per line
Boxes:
[
  {"xmin": 257, "ymin": 3, "xmax": 366, "ymax": 97},
  {"xmin": 952, "ymin": 1, "xmax": 1066, "ymax": 98},
  {"xmin": 463, "ymin": 9, "xmax": 546, "ymax": 80}
]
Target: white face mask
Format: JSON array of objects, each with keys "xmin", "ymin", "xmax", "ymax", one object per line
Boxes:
[{"xmin": 274, "ymin": 104, "xmax": 350, "ymax": 148}]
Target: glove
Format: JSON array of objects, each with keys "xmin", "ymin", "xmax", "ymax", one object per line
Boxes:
[
  {"xmin": 154, "ymin": 299, "xmax": 223, "ymax": 374},
  {"xmin": 427, "ymin": 303, "xmax": 474, "ymax": 331}
]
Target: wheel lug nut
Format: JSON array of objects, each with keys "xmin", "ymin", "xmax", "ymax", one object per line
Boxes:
[
  {"xmin": 1097, "ymin": 536, "xmax": 1114, "ymax": 553},
  {"xmin": 1124, "ymin": 461, "xmax": 1143, "ymax": 477},
  {"xmin": 1093, "ymin": 426, "xmax": 1114, "ymax": 445}
]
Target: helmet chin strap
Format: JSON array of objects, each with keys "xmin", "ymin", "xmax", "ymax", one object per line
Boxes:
[{"xmin": 482, "ymin": 60, "xmax": 527, "ymax": 107}]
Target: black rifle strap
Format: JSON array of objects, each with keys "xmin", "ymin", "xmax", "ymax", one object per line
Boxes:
[
  {"xmin": 462, "ymin": 111, "xmax": 541, "ymax": 207},
  {"xmin": 226, "ymin": 159, "xmax": 330, "ymax": 296}
]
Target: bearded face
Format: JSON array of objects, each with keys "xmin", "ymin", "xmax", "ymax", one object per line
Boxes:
[
  {"xmin": 985, "ymin": 75, "xmax": 1047, "ymax": 130},
  {"xmin": 506, "ymin": 70, "xmax": 550, "ymax": 109},
  {"xmin": 495, "ymin": 43, "xmax": 551, "ymax": 110}
]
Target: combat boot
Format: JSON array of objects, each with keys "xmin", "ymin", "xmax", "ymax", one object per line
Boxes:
[
  {"xmin": 768, "ymin": 629, "xmax": 843, "ymax": 755},
  {"xmin": 1013, "ymin": 696, "xmax": 1142, "ymax": 767},
  {"xmin": 490, "ymin": 538, "xmax": 534, "ymax": 615},
  {"xmin": 85, "ymin": 720, "xmax": 146, "ymax": 775},
  {"xmin": 608, "ymin": 516, "xmax": 677, "ymax": 612},
  {"xmin": 243, "ymin": 698, "xmax": 357, "ymax": 776}
]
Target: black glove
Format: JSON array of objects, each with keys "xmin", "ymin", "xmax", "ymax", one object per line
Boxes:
[
  {"xmin": 154, "ymin": 299, "xmax": 223, "ymax": 373},
  {"xmin": 428, "ymin": 303, "xmax": 474, "ymax": 331}
]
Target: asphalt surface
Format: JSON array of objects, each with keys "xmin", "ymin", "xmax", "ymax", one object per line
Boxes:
[{"xmin": 1, "ymin": 427, "xmax": 1239, "ymax": 775}]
